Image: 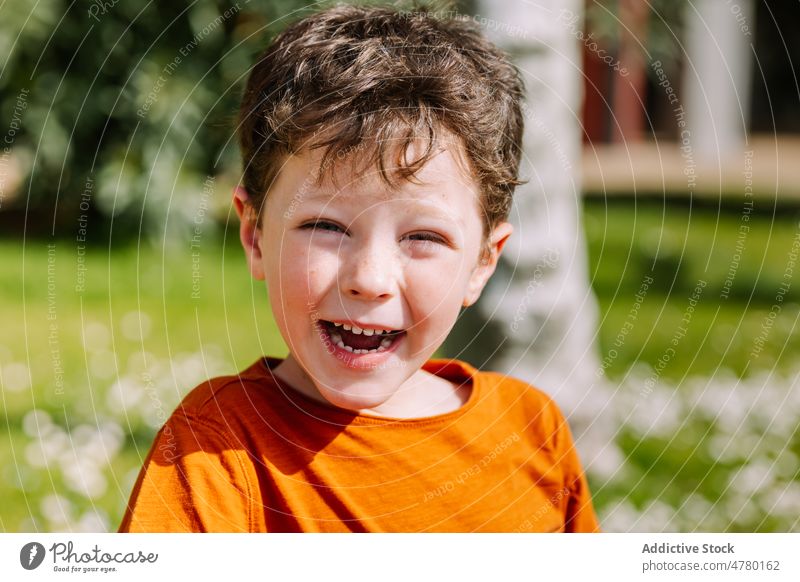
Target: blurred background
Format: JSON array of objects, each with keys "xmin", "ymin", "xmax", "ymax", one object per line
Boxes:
[{"xmin": 0, "ymin": 0, "xmax": 798, "ymax": 532}]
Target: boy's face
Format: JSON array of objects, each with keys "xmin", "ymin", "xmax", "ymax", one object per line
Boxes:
[{"xmin": 234, "ymin": 137, "xmax": 512, "ymax": 414}]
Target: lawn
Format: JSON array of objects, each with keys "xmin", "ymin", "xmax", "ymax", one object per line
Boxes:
[
  {"xmin": 1, "ymin": 198, "xmax": 798, "ymax": 531},
  {"xmin": 582, "ymin": 198, "xmax": 800, "ymax": 531},
  {"xmin": 1, "ymin": 235, "xmax": 285, "ymax": 531},
  {"xmin": 584, "ymin": 198, "xmax": 800, "ymax": 380}
]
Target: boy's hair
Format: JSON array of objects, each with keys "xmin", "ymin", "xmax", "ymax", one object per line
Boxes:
[{"xmin": 238, "ymin": 2, "xmax": 525, "ymax": 236}]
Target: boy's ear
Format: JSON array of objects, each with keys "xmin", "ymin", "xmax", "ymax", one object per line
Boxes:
[
  {"xmin": 233, "ymin": 186, "xmax": 266, "ymax": 281},
  {"xmin": 463, "ymin": 221, "xmax": 513, "ymax": 307}
]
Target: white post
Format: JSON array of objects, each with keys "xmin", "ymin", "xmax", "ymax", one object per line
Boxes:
[
  {"xmin": 475, "ymin": 0, "xmax": 603, "ymax": 416},
  {"xmin": 683, "ymin": 0, "xmax": 754, "ymax": 162}
]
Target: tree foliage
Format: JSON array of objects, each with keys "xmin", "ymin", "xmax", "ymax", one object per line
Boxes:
[{"xmin": 1, "ymin": 0, "xmax": 319, "ymax": 241}]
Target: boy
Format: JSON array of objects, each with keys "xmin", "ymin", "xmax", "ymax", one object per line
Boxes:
[{"xmin": 119, "ymin": 3, "xmax": 599, "ymax": 533}]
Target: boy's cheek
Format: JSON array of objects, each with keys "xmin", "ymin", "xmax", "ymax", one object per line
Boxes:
[
  {"xmin": 290, "ymin": 254, "xmax": 338, "ymax": 292},
  {"xmin": 406, "ymin": 259, "xmax": 471, "ymax": 301},
  {"xmin": 269, "ymin": 259, "xmax": 336, "ymax": 319},
  {"xmin": 408, "ymin": 274, "xmax": 468, "ymax": 328}
]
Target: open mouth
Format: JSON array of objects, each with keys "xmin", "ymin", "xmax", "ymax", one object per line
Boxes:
[{"xmin": 319, "ymin": 320, "xmax": 405, "ymax": 354}]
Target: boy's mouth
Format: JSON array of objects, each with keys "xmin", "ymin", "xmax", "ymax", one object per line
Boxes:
[{"xmin": 318, "ymin": 320, "xmax": 405, "ymax": 354}]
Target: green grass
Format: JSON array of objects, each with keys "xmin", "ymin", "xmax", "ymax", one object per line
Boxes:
[
  {"xmin": 2, "ymin": 198, "xmax": 799, "ymax": 531},
  {"xmin": 583, "ymin": 199, "xmax": 800, "ymax": 380},
  {"xmin": 1, "ymin": 236, "xmax": 286, "ymax": 531},
  {"xmin": 582, "ymin": 199, "xmax": 800, "ymax": 532}
]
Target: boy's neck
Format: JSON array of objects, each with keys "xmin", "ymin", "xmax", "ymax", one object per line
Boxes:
[{"xmin": 271, "ymin": 356, "xmax": 470, "ymax": 419}]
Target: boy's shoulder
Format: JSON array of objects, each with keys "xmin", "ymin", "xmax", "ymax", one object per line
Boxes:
[
  {"xmin": 171, "ymin": 357, "xmax": 274, "ymax": 424},
  {"xmin": 475, "ymin": 366, "xmax": 573, "ymax": 446},
  {"xmin": 478, "ymin": 366, "xmax": 561, "ymax": 409},
  {"xmin": 426, "ymin": 359, "xmax": 563, "ymax": 418}
]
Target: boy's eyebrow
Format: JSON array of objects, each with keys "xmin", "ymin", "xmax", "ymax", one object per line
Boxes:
[{"xmin": 302, "ymin": 190, "xmax": 465, "ymax": 224}]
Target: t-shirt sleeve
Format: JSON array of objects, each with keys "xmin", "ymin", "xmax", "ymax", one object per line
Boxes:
[
  {"xmin": 118, "ymin": 413, "xmax": 258, "ymax": 533},
  {"xmin": 563, "ymin": 460, "xmax": 600, "ymax": 532},
  {"xmin": 550, "ymin": 402, "xmax": 601, "ymax": 533}
]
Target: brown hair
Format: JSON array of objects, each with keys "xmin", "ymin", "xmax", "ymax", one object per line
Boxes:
[{"xmin": 238, "ymin": 2, "xmax": 525, "ymax": 237}]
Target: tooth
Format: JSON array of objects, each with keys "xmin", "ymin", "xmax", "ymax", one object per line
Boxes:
[
  {"xmin": 334, "ymin": 322, "xmax": 342, "ymax": 327},
  {"xmin": 342, "ymin": 323, "xmax": 352, "ymax": 332},
  {"xmin": 343, "ymin": 345, "xmax": 354, "ymax": 352},
  {"xmin": 377, "ymin": 346, "xmax": 386, "ymax": 352},
  {"xmin": 380, "ymin": 337, "xmax": 392, "ymax": 348},
  {"xmin": 352, "ymin": 325, "xmax": 363, "ymax": 335},
  {"xmin": 335, "ymin": 339, "xmax": 345, "ymax": 348},
  {"xmin": 362, "ymin": 328, "xmax": 374, "ymax": 336},
  {"xmin": 330, "ymin": 331, "xmax": 342, "ymax": 344}
]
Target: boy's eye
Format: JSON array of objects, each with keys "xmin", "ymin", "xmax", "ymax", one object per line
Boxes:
[
  {"xmin": 300, "ymin": 219, "xmax": 346, "ymax": 234},
  {"xmin": 298, "ymin": 222, "xmax": 448, "ymax": 246},
  {"xmin": 405, "ymin": 232, "xmax": 447, "ymax": 245}
]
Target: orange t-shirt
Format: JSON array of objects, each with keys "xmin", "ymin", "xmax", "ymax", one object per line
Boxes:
[{"xmin": 119, "ymin": 357, "xmax": 599, "ymax": 532}]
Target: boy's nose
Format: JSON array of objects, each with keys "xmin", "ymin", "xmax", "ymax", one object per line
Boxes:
[{"xmin": 341, "ymin": 240, "xmax": 398, "ymax": 301}]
